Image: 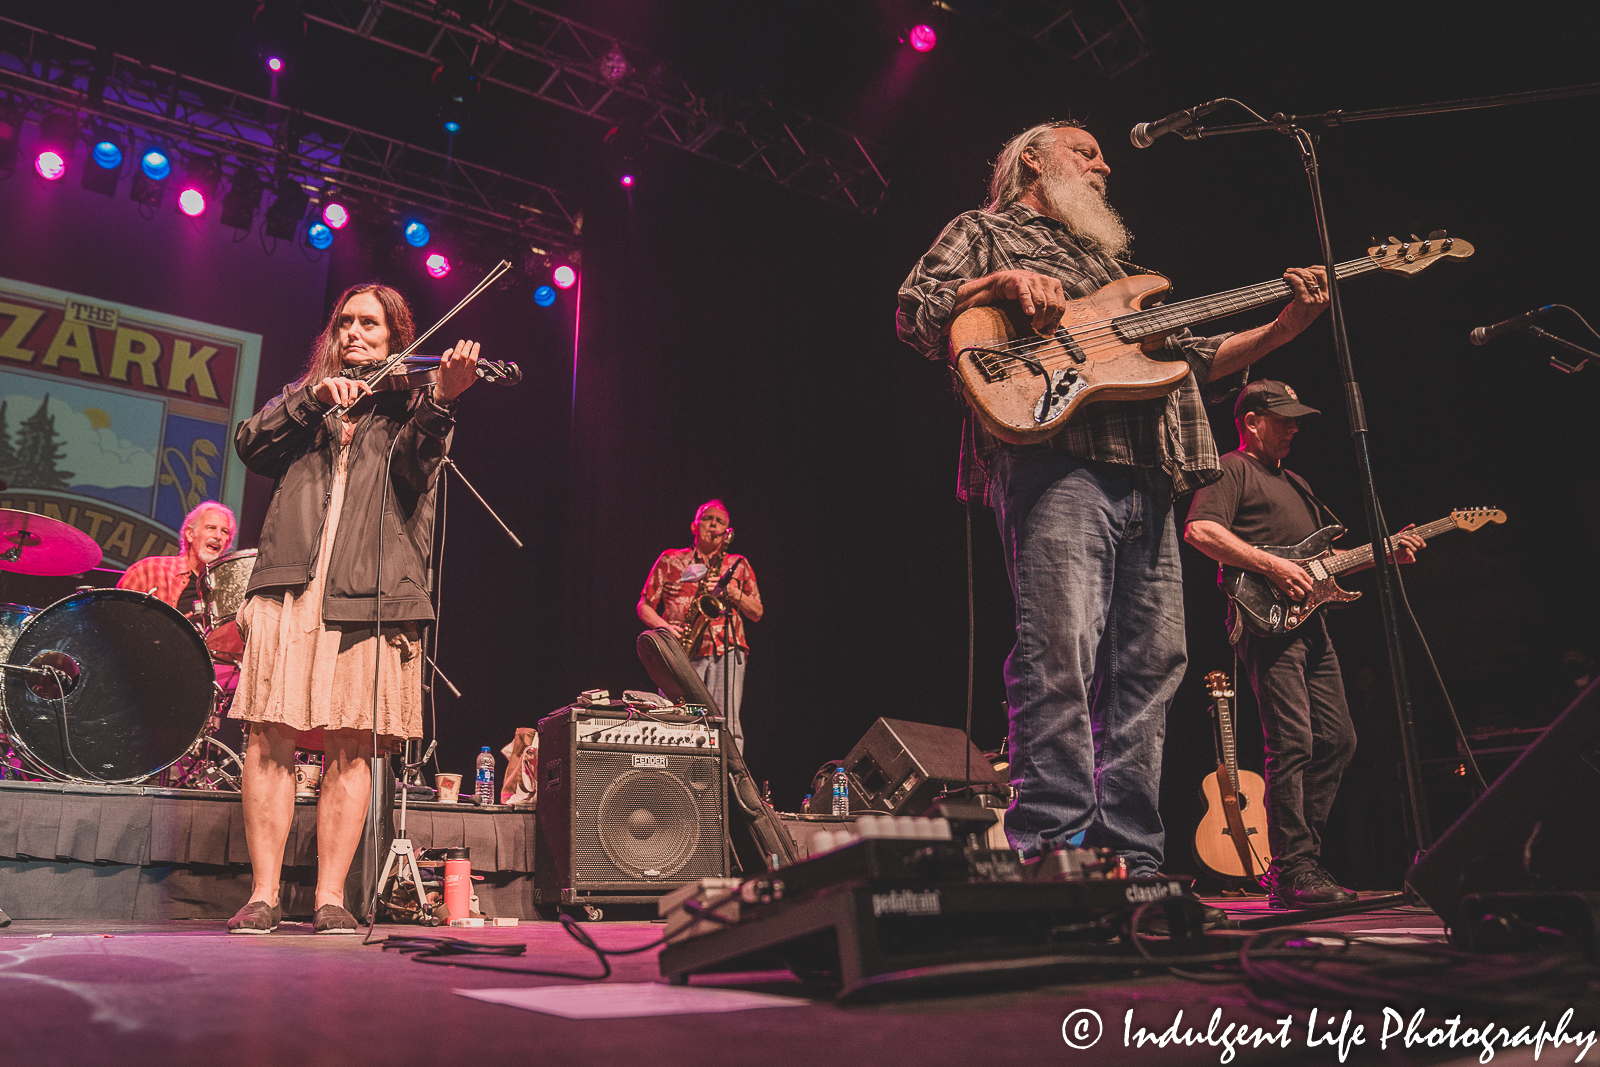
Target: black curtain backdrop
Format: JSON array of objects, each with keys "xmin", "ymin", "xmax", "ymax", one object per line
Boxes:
[{"xmin": 5, "ymin": 0, "xmax": 1598, "ymax": 882}]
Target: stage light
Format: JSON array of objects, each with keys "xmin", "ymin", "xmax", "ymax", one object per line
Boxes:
[
  {"xmin": 433, "ymin": 60, "xmax": 478, "ymax": 135},
  {"xmin": 34, "ymin": 112, "xmax": 77, "ymax": 180},
  {"xmin": 443, "ymin": 119, "xmax": 462, "ymax": 135},
  {"xmin": 266, "ymin": 56, "xmax": 284, "ymax": 74},
  {"xmin": 403, "ymin": 220, "xmax": 431, "ymax": 248},
  {"xmin": 0, "ymin": 105, "xmax": 21, "ymax": 174},
  {"xmin": 425, "ymin": 253, "xmax": 451, "ymax": 278},
  {"xmin": 176, "ymin": 154, "xmax": 221, "ymax": 216},
  {"xmin": 34, "ymin": 150, "xmax": 66, "ymax": 181},
  {"xmin": 533, "ymin": 285, "xmax": 556, "ymax": 307},
  {"xmin": 307, "ymin": 221, "xmax": 333, "ymax": 249},
  {"xmin": 909, "ymin": 24, "xmax": 937, "ymax": 51},
  {"xmin": 321, "ymin": 202, "xmax": 350, "ymax": 229},
  {"xmin": 552, "ymin": 264, "xmax": 576, "ymax": 289},
  {"xmin": 130, "ymin": 146, "xmax": 171, "ymax": 207},
  {"xmin": 220, "ymin": 167, "xmax": 264, "ymax": 229},
  {"xmin": 263, "ymin": 177, "xmax": 309, "ymax": 240},
  {"xmin": 141, "ymin": 148, "xmax": 171, "ymax": 180},
  {"xmin": 620, "ymin": 173, "xmax": 635, "ymax": 188},
  {"xmin": 82, "ymin": 132, "xmax": 124, "ymax": 196}
]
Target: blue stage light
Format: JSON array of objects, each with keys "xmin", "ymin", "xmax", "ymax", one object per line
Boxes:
[
  {"xmin": 403, "ymin": 220, "xmax": 431, "ymax": 247},
  {"xmin": 533, "ymin": 285, "xmax": 556, "ymax": 307},
  {"xmin": 307, "ymin": 221, "xmax": 333, "ymax": 249},
  {"xmin": 443, "ymin": 119, "xmax": 461, "ymax": 134},
  {"xmin": 92, "ymin": 141, "xmax": 123, "ymax": 170},
  {"xmin": 140, "ymin": 149, "xmax": 171, "ymax": 181}
]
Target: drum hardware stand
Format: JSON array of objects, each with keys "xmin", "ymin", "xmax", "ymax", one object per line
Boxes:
[{"xmin": 363, "ymin": 739, "xmax": 439, "ymax": 932}]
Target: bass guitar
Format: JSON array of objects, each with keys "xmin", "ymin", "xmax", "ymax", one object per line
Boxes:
[
  {"xmin": 1223, "ymin": 507, "xmax": 1506, "ymax": 638},
  {"xmin": 1194, "ymin": 670, "xmax": 1270, "ymax": 882},
  {"xmin": 948, "ymin": 232, "xmax": 1473, "ymax": 444}
]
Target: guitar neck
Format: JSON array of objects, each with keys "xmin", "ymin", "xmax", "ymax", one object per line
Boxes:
[
  {"xmin": 1116, "ymin": 256, "xmax": 1377, "ymax": 340},
  {"xmin": 1215, "ymin": 694, "xmax": 1241, "ymax": 794},
  {"xmin": 1323, "ymin": 515, "xmax": 1460, "ymax": 575}
]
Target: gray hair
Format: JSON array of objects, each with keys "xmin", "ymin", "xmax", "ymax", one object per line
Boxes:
[
  {"xmin": 180, "ymin": 500, "xmax": 237, "ymax": 555},
  {"xmin": 986, "ymin": 119, "xmax": 1083, "ymax": 212}
]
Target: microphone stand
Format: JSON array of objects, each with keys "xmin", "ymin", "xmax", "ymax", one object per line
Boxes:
[{"xmin": 1525, "ymin": 326, "xmax": 1600, "ymax": 374}]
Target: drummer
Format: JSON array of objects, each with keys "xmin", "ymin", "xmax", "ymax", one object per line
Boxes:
[
  {"xmin": 116, "ymin": 500, "xmax": 237, "ymax": 617},
  {"xmin": 226, "ymin": 282, "xmax": 480, "ymax": 936}
]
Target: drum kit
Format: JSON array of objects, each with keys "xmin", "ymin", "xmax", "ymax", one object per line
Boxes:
[{"xmin": 0, "ymin": 508, "xmax": 258, "ymax": 790}]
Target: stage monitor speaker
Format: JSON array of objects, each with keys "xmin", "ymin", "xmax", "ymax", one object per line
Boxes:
[
  {"xmin": 1407, "ymin": 677, "xmax": 1600, "ymax": 931},
  {"xmin": 829, "ymin": 717, "xmax": 1004, "ymax": 816},
  {"xmin": 535, "ymin": 706, "xmax": 728, "ymax": 910}
]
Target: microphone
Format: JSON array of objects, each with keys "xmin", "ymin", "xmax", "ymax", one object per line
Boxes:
[
  {"xmin": 1130, "ymin": 99, "xmax": 1227, "ymax": 149},
  {"xmin": 1469, "ymin": 305, "xmax": 1556, "ymax": 345}
]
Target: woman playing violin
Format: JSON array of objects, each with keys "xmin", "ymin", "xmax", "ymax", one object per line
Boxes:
[{"xmin": 227, "ymin": 282, "xmax": 481, "ymax": 935}]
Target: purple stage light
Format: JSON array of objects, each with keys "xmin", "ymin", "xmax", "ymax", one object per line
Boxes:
[
  {"xmin": 425, "ymin": 253, "xmax": 451, "ymax": 278},
  {"xmin": 267, "ymin": 56, "xmax": 284, "ymax": 73},
  {"xmin": 178, "ymin": 188, "xmax": 207, "ymax": 216},
  {"xmin": 620, "ymin": 174, "xmax": 635, "ymax": 188},
  {"xmin": 322, "ymin": 203, "xmax": 350, "ymax": 229},
  {"xmin": 909, "ymin": 24, "xmax": 937, "ymax": 52},
  {"xmin": 552, "ymin": 264, "xmax": 577, "ymax": 289},
  {"xmin": 34, "ymin": 150, "xmax": 67, "ymax": 181}
]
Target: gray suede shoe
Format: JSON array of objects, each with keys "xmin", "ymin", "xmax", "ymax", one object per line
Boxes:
[
  {"xmin": 313, "ymin": 904, "xmax": 360, "ymax": 934},
  {"xmin": 227, "ymin": 900, "xmax": 281, "ymax": 934}
]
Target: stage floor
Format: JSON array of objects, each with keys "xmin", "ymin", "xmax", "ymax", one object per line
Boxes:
[{"xmin": 6, "ymin": 896, "xmax": 1544, "ymax": 1067}]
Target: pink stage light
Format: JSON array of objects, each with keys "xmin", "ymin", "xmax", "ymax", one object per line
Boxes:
[
  {"xmin": 34, "ymin": 150, "xmax": 67, "ymax": 181},
  {"xmin": 267, "ymin": 56, "xmax": 284, "ymax": 73},
  {"xmin": 620, "ymin": 173, "xmax": 635, "ymax": 188},
  {"xmin": 425, "ymin": 253, "xmax": 451, "ymax": 278},
  {"xmin": 178, "ymin": 188, "xmax": 207, "ymax": 216},
  {"xmin": 909, "ymin": 24, "xmax": 937, "ymax": 52},
  {"xmin": 322, "ymin": 202, "xmax": 350, "ymax": 229},
  {"xmin": 552, "ymin": 264, "xmax": 577, "ymax": 289}
]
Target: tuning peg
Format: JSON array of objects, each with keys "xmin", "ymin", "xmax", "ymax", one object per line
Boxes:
[
  {"xmin": 1409, "ymin": 234, "xmax": 1421, "ymax": 242},
  {"xmin": 1427, "ymin": 229, "xmax": 1447, "ymax": 240}
]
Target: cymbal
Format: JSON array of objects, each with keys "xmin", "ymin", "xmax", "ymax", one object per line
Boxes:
[{"xmin": 0, "ymin": 508, "xmax": 103, "ymax": 576}]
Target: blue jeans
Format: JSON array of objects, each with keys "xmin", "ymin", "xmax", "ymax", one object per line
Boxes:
[{"xmin": 990, "ymin": 450, "xmax": 1187, "ymax": 877}]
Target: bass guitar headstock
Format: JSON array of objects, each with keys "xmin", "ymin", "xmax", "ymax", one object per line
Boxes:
[
  {"xmin": 1450, "ymin": 506, "xmax": 1507, "ymax": 532},
  {"xmin": 1367, "ymin": 230, "xmax": 1475, "ymax": 275}
]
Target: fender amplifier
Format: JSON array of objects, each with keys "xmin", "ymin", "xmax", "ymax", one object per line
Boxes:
[{"xmin": 535, "ymin": 705, "xmax": 728, "ymax": 910}]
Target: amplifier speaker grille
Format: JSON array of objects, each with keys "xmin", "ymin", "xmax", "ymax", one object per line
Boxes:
[{"xmin": 570, "ymin": 750, "xmax": 725, "ymax": 883}]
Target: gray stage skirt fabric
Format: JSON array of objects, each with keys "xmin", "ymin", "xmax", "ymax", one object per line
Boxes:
[{"xmin": 0, "ymin": 782, "xmax": 536, "ymax": 920}]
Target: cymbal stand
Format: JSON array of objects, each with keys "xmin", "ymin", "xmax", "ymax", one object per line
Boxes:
[{"xmin": 363, "ymin": 739, "xmax": 438, "ymax": 933}]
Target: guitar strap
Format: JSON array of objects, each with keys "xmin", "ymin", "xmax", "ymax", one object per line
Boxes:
[{"xmin": 1282, "ymin": 468, "xmax": 1342, "ymax": 530}]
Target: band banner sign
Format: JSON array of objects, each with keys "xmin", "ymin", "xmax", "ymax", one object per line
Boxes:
[{"xmin": 0, "ymin": 278, "xmax": 260, "ymax": 569}]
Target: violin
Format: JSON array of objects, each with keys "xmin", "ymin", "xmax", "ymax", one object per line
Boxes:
[{"xmin": 341, "ymin": 354, "xmax": 522, "ymax": 392}]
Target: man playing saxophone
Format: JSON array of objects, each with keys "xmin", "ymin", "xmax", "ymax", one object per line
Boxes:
[{"xmin": 637, "ymin": 499, "xmax": 763, "ymax": 752}]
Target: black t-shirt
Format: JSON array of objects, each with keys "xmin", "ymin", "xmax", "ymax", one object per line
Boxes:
[{"xmin": 1186, "ymin": 450, "xmax": 1323, "ymax": 547}]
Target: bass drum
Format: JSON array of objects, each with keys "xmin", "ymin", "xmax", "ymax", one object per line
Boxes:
[{"xmin": 3, "ymin": 589, "xmax": 217, "ymax": 783}]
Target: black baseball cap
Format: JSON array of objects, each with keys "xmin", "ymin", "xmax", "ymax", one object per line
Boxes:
[{"xmin": 1234, "ymin": 379, "xmax": 1320, "ymax": 419}]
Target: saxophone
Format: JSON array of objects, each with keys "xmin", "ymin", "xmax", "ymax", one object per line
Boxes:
[{"xmin": 680, "ymin": 528, "xmax": 736, "ymax": 654}]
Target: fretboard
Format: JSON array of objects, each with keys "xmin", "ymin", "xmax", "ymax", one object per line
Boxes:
[
  {"xmin": 1115, "ymin": 256, "xmax": 1377, "ymax": 340},
  {"xmin": 1323, "ymin": 515, "xmax": 1461, "ymax": 575}
]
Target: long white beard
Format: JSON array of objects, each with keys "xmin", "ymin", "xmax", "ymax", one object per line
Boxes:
[{"xmin": 1036, "ymin": 167, "xmax": 1132, "ymax": 258}]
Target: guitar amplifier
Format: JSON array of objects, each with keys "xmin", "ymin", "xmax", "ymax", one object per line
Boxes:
[{"xmin": 535, "ymin": 705, "xmax": 729, "ymax": 910}]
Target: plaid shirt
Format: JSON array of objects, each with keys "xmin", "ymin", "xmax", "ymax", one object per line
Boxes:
[
  {"xmin": 117, "ymin": 553, "xmax": 200, "ymax": 612},
  {"xmin": 896, "ymin": 201, "xmax": 1233, "ymax": 503},
  {"xmin": 640, "ymin": 548, "xmax": 760, "ymax": 657}
]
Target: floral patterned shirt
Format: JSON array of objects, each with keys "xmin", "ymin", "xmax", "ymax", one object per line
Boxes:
[{"xmin": 640, "ymin": 547, "xmax": 759, "ymax": 658}]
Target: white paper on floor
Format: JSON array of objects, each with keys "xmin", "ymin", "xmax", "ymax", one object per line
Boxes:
[{"xmin": 456, "ymin": 983, "xmax": 810, "ymax": 1018}]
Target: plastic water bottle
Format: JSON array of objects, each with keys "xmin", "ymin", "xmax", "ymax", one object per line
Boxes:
[
  {"xmin": 831, "ymin": 764, "xmax": 849, "ymax": 816},
  {"xmin": 474, "ymin": 747, "xmax": 495, "ymax": 804}
]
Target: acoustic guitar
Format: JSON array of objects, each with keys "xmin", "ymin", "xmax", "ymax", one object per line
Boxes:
[
  {"xmin": 1193, "ymin": 670, "xmax": 1270, "ymax": 882},
  {"xmin": 1222, "ymin": 507, "xmax": 1506, "ymax": 638},
  {"xmin": 948, "ymin": 232, "xmax": 1474, "ymax": 445}
]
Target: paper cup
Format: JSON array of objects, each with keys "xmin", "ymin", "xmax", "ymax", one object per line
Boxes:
[
  {"xmin": 436, "ymin": 773, "xmax": 463, "ymax": 803},
  {"xmin": 294, "ymin": 761, "xmax": 322, "ymax": 796}
]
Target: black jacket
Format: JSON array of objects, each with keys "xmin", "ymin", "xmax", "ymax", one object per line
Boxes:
[{"xmin": 235, "ymin": 382, "xmax": 455, "ymax": 623}]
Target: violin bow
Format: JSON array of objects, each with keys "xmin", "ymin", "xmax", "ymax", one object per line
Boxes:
[{"xmin": 327, "ymin": 258, "xmax": 513, "ymax": 419}]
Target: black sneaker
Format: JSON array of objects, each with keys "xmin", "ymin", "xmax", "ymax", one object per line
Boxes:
[
  {"xmin": 1268, "ymin": 865, "xmax": 1357, "ymax": 909},
  {"xmin": 227, "ymin": 900, "xmax": 281, "ymax": 934}
]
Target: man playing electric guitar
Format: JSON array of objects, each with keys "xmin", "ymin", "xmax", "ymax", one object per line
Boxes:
[{"xmin": 1185, "ymin": 380, "xmax": 1426, "ymax": 908}]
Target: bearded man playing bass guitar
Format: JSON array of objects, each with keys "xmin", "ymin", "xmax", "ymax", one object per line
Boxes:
[
  {"xmin": 896, "ymin": 120, "xmax": 1329, "ymax": 883},
  {"xmin": 1185, "ymin": 380, "xmax": 1426, "ymax": 907},
  {"xmin": 637, "ymin": 500, "xmax": 763, "ymax": 753}
]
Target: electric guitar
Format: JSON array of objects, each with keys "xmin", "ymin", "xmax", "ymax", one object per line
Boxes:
[
  {"xmin": 1223, "ymin": 507, "xmax": 1506, "ymax": 637},
  {"xmin": 1193, "ymin": 670, "xmax": 1270, "ymax": 881},
  {"xmin": 948, "ymin": 233, "xmax": 1474, "ymax": 444}
]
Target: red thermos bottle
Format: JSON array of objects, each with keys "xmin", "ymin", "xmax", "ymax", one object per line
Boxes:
[{"xmin": 441, "ymin": 847, "xmax": 471, "ymax": 920}]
